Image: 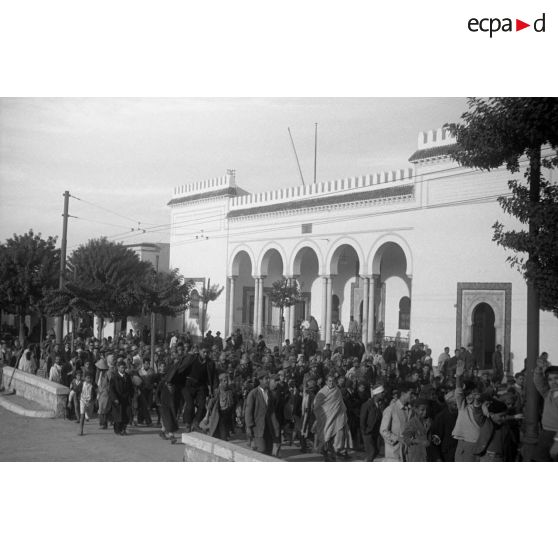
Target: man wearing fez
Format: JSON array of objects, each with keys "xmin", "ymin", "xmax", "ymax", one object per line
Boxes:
[{"xmin": 360, "ymin": 384, "xmax": 385, "ymax": 462}]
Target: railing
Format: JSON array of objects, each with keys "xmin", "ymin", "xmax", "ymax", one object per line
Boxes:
[
  {"xmin": 382, "ymin": 335, "xmax": 410, "ymax": 351},
  {"xmin": 261, "ymin": 325, "xmax": 282, "ymax": 348}
]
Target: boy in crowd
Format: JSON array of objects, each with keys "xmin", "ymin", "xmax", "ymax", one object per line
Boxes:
[
  {"xmin": 533, "ymin": 361, "xmax": 558, "ymax": 461},
  {"xmin": 473, "ymin": 397, "xmax": 518, "ymax": 462}
]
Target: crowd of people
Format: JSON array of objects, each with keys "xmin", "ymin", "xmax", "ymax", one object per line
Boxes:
[{"xmin": 0, "ymin": 326, "xmax": 556, "ymax": 461}]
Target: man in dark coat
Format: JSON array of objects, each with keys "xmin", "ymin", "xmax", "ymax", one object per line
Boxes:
[
  {"xmin": 360, "ymin": 384, "xmax": 385, "ymax": 461},
  {"xmin": 245, "ymin": 368, "xmax": 274, "ymax": 455},
  {"xmin": 109, "ymin": 359, "xmax": 133, "ymax": 435},
  {"xmin": 181, "ymin": 346, "xmax": 217, "ymax": 432},
  {"xmin": 430, "ymin": 391, "xmax": 459, "ymax": 461}
]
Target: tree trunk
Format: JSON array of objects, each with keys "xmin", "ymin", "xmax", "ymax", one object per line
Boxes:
[
  {"xmin": 150, "ymin": 311, "xmax": 156, "ymax": 369},
  {"xmin": 522, "ymin": 145, "xmax": 541, "ymax": 458},
  {"xmin": 98, "ymin": 316, "xmax": 104, "ymax": 340},
  {"xmin": 39, "ymin": 316, "xmax": 44, "ymax": 344},
  {"xmin": 280, "ymin": 307, "xmax": 284, "ymax": 344},
  {"xmin": 18, "ymin": 312, "xmax": 26, "ymax": 347}
]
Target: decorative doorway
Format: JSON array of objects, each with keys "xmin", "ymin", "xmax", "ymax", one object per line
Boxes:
[{"xmin": 456, "ymin": 283, "xmax": 512, "ymax": 373}]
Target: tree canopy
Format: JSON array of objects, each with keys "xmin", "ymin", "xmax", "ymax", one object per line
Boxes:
[
  {"xmin": 448, "ymin": 97, "xmax": 558, "ymax": 316},
  {"xmin": 139, "ymin": 268, "xmax": 194, "ymax": 317},
  {"xmin": 0, "ymin": 230, "xmax": 60, "ymax": 342},
  {"xmin": 66, "ymin": 237, "xmax": 152, "ymax": 320},
  {"xmin": 269, "ymin": 277, "xmax": 302, "ymax": 342}
]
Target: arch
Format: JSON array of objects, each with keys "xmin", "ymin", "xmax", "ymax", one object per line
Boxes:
[
  {"xmin": 229, "ymin": 244, "xmax": 255, "ymax": 276},
  {"xmin": 466, "ymin": 296, "xmax": 503, "ymax": 328},
  {"xmin": 288, "ymin": 238, "xmax": 324, "ymax": 276},
  {"xmin": 256, "ymin": 242, "xmax": 288, "ymax": 277},
  {"xmin": 367, "ymin": 233, "xmax": 413, "ymax": 276},
  {"xmin": 325, "ymin": 236, "xmax": 365, "ymax": 276}
]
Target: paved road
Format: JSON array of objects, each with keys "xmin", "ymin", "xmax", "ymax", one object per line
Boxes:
[
  {"xmin": 0, "ymin": 405, "xmax": 368, "ymax": 462},
  {"xmin": 0, "ymin": 406, "xmax": 186, "ymax": 461}
]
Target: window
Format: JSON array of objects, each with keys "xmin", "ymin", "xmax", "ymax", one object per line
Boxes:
[
  {"xmin": 190, "ymin": 290, "xmax": 200, "ymax": 320},
  {"xmin": 301, "ymin": 223, "xmax": 312, "ymax": 234},
  {"xmin": 398, "ymin": 296, "xmax": 410, "ymax": 330}
]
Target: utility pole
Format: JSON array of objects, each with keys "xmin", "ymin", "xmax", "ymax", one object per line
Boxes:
[
  {"xmin": 56, "ymin": 190, "xmax": 70, "ymax": 344},
  {"xmin": 150, "ymin": 257, "xmax": 159, "ymax": 369}
]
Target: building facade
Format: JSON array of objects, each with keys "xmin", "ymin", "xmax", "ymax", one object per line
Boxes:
[{"xmin": 168, "ymin": 128, "xmax": 558, "ymax": 372}]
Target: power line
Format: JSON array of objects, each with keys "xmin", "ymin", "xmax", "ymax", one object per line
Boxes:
[
  {"xmin": 70, "ymin": 215, "xmax": 138, "ymax": 230},
  {"xmin": 69, "ymin": 194, "xmax": 157, "ymax": 226},
  {"xmin": 63, "ymin": 148, "xmax": 557, "ymax": 249},
  {"xmin": 124, "ymin": 146, "xmax": 558, "ymax": 238}
]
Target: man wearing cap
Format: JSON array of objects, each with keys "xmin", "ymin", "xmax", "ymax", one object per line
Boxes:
[
  {"xmin": 109, "ymin": 359, "xmax": 133, "ymax": 435},
  {"xmin": 360, "ymin": 384, "xmax": 385, "ymax": 462},
  {"xmin": 245, "ymin": 368, "xmax": 274, "ymax": 454},
  {"xmin": 95, "ymin": 358, "xmax": 111, "ymax": 429}
]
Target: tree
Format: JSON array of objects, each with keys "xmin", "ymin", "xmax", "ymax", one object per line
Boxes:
[
  {"xmin": 199, "ymin": 279, "xmax": 224, "ymax": 340},
  {"xmin": 42, "ymin": 282, "xmax": 98, "ymax": 349},
  {"xmin": 66, "ymin": 238, "xmax": 152, "ymax": 338},
  {"xmin": 448, "ymin": 97, "xmax": 558, "ymax": 455},
  {"xmin": 269, "ymin": 277, "xmax": 302, "ymax": 343},
  {"xmin": 0, "ymin": 230, "xmax": 60, "ymax": 345},
  {"xmin": 138, "ymin": 269, "xmax": 194, "ymax": 365}
]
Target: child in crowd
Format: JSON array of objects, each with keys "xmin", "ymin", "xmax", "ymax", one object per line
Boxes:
[
  {"xmin": 473, "ymin": 397, "xmax": 518, "ymax": 462},
  {"xmin": 283, "ymin": 380, "xmax": 302, "ymax": 446},
  {"xmin": 204, "ymin": 372, "xmax": 235, "ymax": 441},
  {"xmin": 67, "ymin": 370, "xmax": 83, "ymax": 421},
  {"xmin": 402, "ymin": 398, "xmax": 431, "ymax": 462},
  {"xmin": 78, "ymin": 373, "xmax": 95, "ymax": 436}
]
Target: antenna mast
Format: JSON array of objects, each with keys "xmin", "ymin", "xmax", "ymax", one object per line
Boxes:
[
  {"xmin": 313, "ymin": 122, "xmax": 318, "ymax": 184},
  {"xmin": 288, "ymin": 127, "xmax": 305, "ymax": 187}
]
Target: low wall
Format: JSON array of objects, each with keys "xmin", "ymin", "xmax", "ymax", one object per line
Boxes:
[
  {"xmin": 0, "ymin": 366, "xmax": 69, "ymax": 418},
  {"xmin": 182, "ymin": 432, "xmax": 281, "ymax": 462}
]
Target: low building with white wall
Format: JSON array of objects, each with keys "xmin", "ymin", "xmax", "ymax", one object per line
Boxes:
[{"xmin": 167, "ymin": 130, "xmax": 558, "ymax": 372}]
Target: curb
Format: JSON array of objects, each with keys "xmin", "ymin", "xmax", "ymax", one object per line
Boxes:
[{"xmin": 0, "ymin": 394, "xmax": 56, "ymax": 418}]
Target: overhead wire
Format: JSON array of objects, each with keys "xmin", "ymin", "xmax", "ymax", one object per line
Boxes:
[
  {"xmin": 113, "ymin": 153, "xmax": 558, "ymax": 246},
  {"xmin": 64, "ymin": 147, "xmax": 557, "ymax": 249}
]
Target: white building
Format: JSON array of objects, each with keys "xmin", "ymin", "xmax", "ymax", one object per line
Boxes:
[{"xmin": 168, "ymin": 127, "xmax": 558, "ymax": 372}]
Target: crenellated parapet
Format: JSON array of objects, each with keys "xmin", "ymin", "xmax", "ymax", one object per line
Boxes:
[
  {"xmin": 409, "ymin": 127, "xmax": 457, "ymax": 163},
  {"xmin": 171, "ymin": 169, "xmax": 236, "ymax": 199},
  {"xmin": 228, "ymin": 167, "xmax": 414, "ymax": 211}
]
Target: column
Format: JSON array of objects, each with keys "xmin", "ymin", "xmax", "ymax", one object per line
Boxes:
[
  {"xmin": 361, "ymin": 275, "xmax": 369, "ymax": 346},
  {"xmin": 325, "ymin": 276, "xmax": 333, "ymax": 345},
  {"xmin": 252, "ymin": 276, "xmax": 260, "ymax": 337},
  {"xmin": 284, "ymin": 276, "xmax": 292, "ymax": 342},
  {"xmin": 227, "ymin": 276, "xmax": 236, "ymax": 338},
  {"xmin": 321, "ymin": 275, "xmax": 328, "ymax": 345},
  {"xmin": 368, "ymin": 275, "xmax": 377, "ymax": 345},
  {"xmin": 289, "ymin": 276, "xmax": 298, "ymax": 342},
  {"xmin": 255, "ymin": 276, "xmax": 265, "ymax": 337}
]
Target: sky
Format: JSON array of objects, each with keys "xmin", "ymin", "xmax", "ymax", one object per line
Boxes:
[{"xmin": 0, "ymin": 98, "xmax": 468, "ymax": 251}]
